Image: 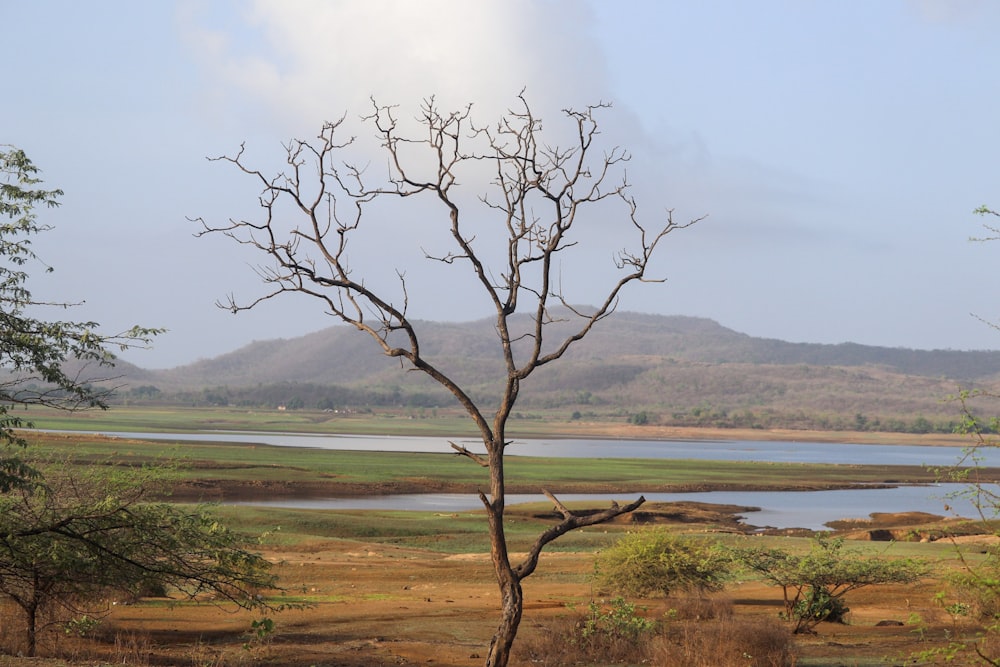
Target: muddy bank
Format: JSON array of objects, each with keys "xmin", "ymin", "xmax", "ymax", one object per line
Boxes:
[{"xmin": 167, "ymin": 477, "xmax": 916, "ymax": 503}]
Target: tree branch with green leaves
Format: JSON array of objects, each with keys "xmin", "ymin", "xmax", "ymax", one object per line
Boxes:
[
  {"xmin": 0, "ymin": 458, "xmax": 276, "ymax": 657},
  {"xmin": 0, "ymin": 146, "xmax": 162, "ymax": 490}
]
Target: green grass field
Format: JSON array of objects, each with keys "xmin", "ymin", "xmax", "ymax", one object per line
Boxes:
[
  {"xmin": 8, "ymin": 405, "xmax": 995, "ymax": 667},
  {"xmin": 12, "ymin": 404, "xmax": 994, "ymax": 558},
  {"xmin": 20, "ymin": 429, "xmax": 959, "ymax": 493},
  {"xmin": 18, "ymin": 404, "xmax": 563, "ymax": 437}
]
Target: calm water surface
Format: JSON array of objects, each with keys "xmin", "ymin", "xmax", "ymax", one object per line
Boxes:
[
  {"xmin": 75, "ymin": 430, "xmax": 998, "ymax": 529},
  {"xmin": 234, "ymin": 485, "xmax": 985, "ymax": 531},
  {"xmin": 79, "ymin": 430, "xmax": 997, "ymax": 466}
]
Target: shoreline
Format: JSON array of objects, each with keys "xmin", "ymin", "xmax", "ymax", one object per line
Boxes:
[{"xmin": 504, "ymin": 422, "xmax": 974, "ymax": 447}]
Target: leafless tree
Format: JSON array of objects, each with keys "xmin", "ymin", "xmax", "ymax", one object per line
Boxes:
[{"xmin": 195, "ymin": 94, "xmax": 701, "ymax": 667}]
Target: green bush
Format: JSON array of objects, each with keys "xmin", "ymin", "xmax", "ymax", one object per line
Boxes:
[
  {"xmin": 581, "ymin": 597, "xmax": 655, "ymax": 641},
  {"xmin": 594, "ymin": 528, "xmax": 730, "ymax": 598},
  {"xmin": 793, "ymin": 587, "xmax": 850, "ymax": 625},
  {"xmin": 731, "ymin": 536, "xmax": 927, "ymax": 633}
]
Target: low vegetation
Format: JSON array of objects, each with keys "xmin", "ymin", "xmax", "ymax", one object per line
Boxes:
[
  {"xmin": 0, "ymin": 458, "xmax": 275, "ymax": 657},
  {"xmin": 4, "ymin": 422, "xmax": 984, "ymax": 504},
  {"xmin": 731, "ymin": 535, "xmax": 927, "ymax": 634},
  {"xmin": 594, "ymin": 528, "xmax": 731, "ymax": 598},
  {"xmin": 0, "ymin": 411, "xmax": 996, "ymax": 664},
  {"xmin": 519, "ymin": 596, "xmax": 794, "ymax": 667}
]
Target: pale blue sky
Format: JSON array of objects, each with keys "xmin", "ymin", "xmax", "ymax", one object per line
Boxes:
[{"xmin": 3, "ymin": 1, "xmax": 999, "ymax": 368}]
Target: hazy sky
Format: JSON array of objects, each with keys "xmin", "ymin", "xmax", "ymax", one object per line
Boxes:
[{"xmin": 4, "ymin": 1, "xmax": 1000, "ymax": 368}]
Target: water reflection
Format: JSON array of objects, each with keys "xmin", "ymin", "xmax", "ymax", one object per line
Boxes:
[{"xmin": 234, "ymin": 484, "xmax": 985, "ymax": 531}]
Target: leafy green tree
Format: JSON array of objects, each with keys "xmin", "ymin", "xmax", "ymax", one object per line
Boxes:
[
  {"xmin": 595, "ymin": 527, "xmax": 730, "ymax": 598},
  {"xmin": 0, "ymin": 460, "xmax": 275, "ymax": 657},
  {"xmin": 0, "ymin": 147, "xmax": 160, "ymax": 489},
  {"xmin": 731, "ymin": 536, "xmax": 925, "ymax": 633}
]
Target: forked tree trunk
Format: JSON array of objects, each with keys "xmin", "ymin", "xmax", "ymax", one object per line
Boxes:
[
  {"xmin": 472, "ymin": 433, "xmax": 645, "ymax": 667},
  {"xmin": 483, "ymin": 446, "xmax": 521, "ymax": 667}
]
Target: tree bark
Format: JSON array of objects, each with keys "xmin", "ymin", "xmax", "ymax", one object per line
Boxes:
[
  {"xmin": 483, "ymin": 440, "xmax": 521, "ymax": 667},
  {"xmin": 486, "ymin": 567, "xmax": 523, "ymax": 667},
  {"xmin": 25, "ymin": 598, "xmax": 38, "ymax": 658}
]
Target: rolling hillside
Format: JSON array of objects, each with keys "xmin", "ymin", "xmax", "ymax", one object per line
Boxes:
[
  {"xmin": 147, "ymin": 312, "xmax": 1000, "ymax": 386},
  {"xmin": 105, "ymin": 311, "xmax": 1000, "ymax": 431}
]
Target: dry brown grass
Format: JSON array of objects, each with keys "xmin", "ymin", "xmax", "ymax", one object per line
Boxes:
[
  {"xmin": 515, "ymin": 595, "xmax": 793, "ymax": 667},
  {"xmin": 0, "ymin": 509, "xmax": 992, "ymax": 666},
  {"xmin": 652, "ymin": 616, "xmax": 793, "ymax": 667}
]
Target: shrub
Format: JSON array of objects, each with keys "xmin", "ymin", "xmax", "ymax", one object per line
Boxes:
[
  {"xmin": 793, "ymin": 587, "xmax": 850, "ymax": 626},
  {"xmin": 576, "ymin": 597, "xmax": 657, "ymax": 662},
  {"xmin": 580, "ymin": 597, "xmax": 655, "ymax": 641},
  {"xmin": 516, "ymin": 597, "xmax": 794, "ymax": 667},
  {"xmin": 731, "ymin": 535, "xmax": 927, "ymax": 633},
  {"xmin": 652, "ymin": 616, "xmax": 794, "ymax": 667},
  {"xmin": 594, "ymin": 528, "xmax": 731, "ymax": 598}
]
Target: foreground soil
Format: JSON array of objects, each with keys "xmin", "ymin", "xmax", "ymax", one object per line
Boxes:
[
  {"xmin": 96, "ymin": 545, "xmax": 952, "ymax": 666},
  {"xmin": 3, "ymin": 424, "xmax": 995, "ymax": 665},
  {"xmin": 2, "ymin": 506, "xmax": 995, "ymax": 667}
]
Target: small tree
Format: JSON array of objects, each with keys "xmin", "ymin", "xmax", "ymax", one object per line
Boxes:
[
  {"xmin": 196, "ymin": 94, "xmax": 701, "ymax": 666},
  {"xmin": 0, "ymin": 147, "xmax": 160, "ymax": 489},
  {"xmin": 0, "ymin": 461, "xmax": 275, "ymax": 657},
  {"xmin": 930, "ymin": 204, "xmax": 1000, "ymax": 665},
  {"xmin": 732, "ymin": 536, "xmax": 926, "ymax": 633},
  {"xmin": 595, "ymin": 527, "xmax": 730, "ymax": 598}
]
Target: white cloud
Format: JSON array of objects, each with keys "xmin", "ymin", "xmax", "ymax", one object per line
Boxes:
[{"xmin": 184, "ymin": 0, "xmax": 611, "ymax": 133}]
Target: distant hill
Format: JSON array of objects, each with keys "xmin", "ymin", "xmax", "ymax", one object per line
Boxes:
[
  {"xmin": 108, "ymin": 311, "xmax": 1000, "ymax": 430},
  {"xmin": 144, "ymin": 312, "xmax": 1000, "ymax": 385}
]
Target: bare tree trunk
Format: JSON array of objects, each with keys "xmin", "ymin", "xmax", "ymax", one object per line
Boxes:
[
  {"xmin": 25, "ymin": 599, "xmax": 38, "ymax": 658},
  {"xmin": 486, "ymin": 566, "xmax": 523, "ymax": 667},
  {"xmin": 483, "ymin": 442, "xmax": 521, "ymax": 667}
]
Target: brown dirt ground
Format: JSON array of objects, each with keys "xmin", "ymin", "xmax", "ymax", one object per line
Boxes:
[
  {"xmin": 2, "ymin": 512, "xmax": 994, "ymax": 667},
  {"xmin": 1, "ymin": 425, "xmax": 993, "ymax": 666}
]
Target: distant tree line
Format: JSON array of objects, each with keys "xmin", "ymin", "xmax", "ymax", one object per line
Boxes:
[
  {"xmin": 661, "ymin": 406, "xmax": 965, "ymax": 434},
  {"xmin": 119, "ymin": 382, "xmax": 455, "ymax": 411},
  {"xmin": 116, "ymin": 384, "xmax": 973, "ymax": 436}
]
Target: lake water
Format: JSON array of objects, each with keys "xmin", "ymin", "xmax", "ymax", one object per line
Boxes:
[
  {"xmin": 234, "ymin": 485, "xmax": 989, "ymax": 531},
  {"xmin": 80, "ymin": 430, "xmax": 997, "ymax": 467},
  {"xmin": 75, "ymin": 429, "xmax": 999, "ymax": 529}
]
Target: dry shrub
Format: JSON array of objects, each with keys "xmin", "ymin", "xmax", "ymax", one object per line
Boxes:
[
  {"xmin": 514, "ymin": 613, "xmax": 640, "ymax": 666},
  {"xmin": 653, "ymin": 616, "xmax": 793, "ymax": 667},
  {"xmin": 185, "ymin": 639, "xmax": 230, "ymax": 667},
  {"xmin": 948, "ymin": 548, "xmax": 1000, "ymax": 621},
  {"xmin": 113, "ymin": 630, "xmax": 153, "ymax": 666},
  {"xmin": 0, "ymin": 600, "xmax": 25, "ymax": 656},
  {"xmin": 669, "ymin": 594, "xmax": 735, "ymax": 621},
  {"xmin": 514, "ymin": 597, "xmax": 794, "ymax": 667}
]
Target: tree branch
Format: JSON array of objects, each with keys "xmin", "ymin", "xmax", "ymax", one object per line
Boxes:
[
  {"xmin": 450, "ymin": 441, "xmax": 489, "ymax": 467},
  {"xmin": 513, "ymin": 490, "xmax": 645, "ymax": 580}
]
